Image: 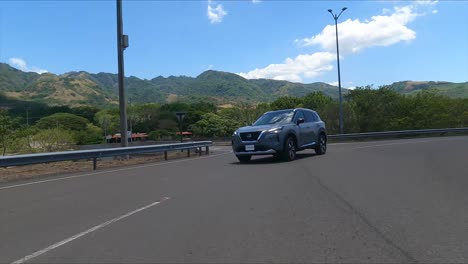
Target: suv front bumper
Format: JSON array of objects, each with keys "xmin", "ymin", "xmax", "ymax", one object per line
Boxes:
[{"xmin": 232, "ymin": 133, "xmax": 283, "ymax": 156}]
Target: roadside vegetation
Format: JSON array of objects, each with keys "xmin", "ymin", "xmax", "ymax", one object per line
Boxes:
[{"xmin": 1, "ymin": 85, "xmax": 468, "ymax": 155}]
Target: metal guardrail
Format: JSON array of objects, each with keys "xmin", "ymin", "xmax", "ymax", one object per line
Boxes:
[
  {"xmin": 0, "ymin": 141, "xmax": 212, "ymax": 169},
  {"xmin": 328, "ymin": 127, "xmax": 468, "ymax": 139}
]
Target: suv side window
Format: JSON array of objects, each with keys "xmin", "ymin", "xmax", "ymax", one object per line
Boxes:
[
  {"xmin": 304, "ymin": 111, "xmax": 316, "ymax": 123},
  {"xmin": 293, "ymin": 110, "xmax": 305, "ymax": 123},
  {"xmin": 313, "ymin": 112, "xmax": 321, "ymax": 121}
]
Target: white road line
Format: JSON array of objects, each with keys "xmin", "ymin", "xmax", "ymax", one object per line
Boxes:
[
  {"xmin": 11, "ymin": 197, "xmax": 170, "ymax": 264},
  {"xmin": 0, "ymin": 152, "xmax": 232, "ymax": 191}
]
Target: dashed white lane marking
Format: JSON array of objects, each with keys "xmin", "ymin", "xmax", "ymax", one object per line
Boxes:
[
  {"xmin": 11, "ymin": 197, "xmax": 170, "ymax": 264},
  {"xmin": 0, "ymin": 152, "xmax": 232, "ymax": 191}
]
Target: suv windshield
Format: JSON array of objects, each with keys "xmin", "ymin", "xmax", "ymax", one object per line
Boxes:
[{"xmin": 253, "ymin": 110, "xmax": 294, "ymax": 126}]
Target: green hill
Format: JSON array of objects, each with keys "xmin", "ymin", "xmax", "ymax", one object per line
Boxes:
[
  {"xmin": 0, "ymin": 63, "xmax": 344, "ymax": 106},
  {"xmin": 2, "ymin": 62, "xmax": 467, "ymax": 108},
  {"xmin": 251, "ymin": 79, "xmax": 343, "ymax": 98},
  {"xmin": 388, "ymin": 81, "xmax": 468, "ymax": 98}
]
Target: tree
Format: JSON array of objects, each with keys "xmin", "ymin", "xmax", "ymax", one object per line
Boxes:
[
  {"xmin": 74, "ymin": 123, "xmax": 103, "ymax": 145},
  {"xmin": 31, "ymin": 128, "xmax": 76, "ymax": 152},
  {"xmin": 36, "ymin": 113, "xmax": 89, "ymax": 131},
  {"xmin": 158, "ymin": 118, "xmax": 178, "ymax": 132},
  {"xmin": 302, "ymin": 92, "xmax": 333, "ymax": 113},
  {"xmin": 255, "ymin": 103, "xmax": 271, "ymax": 117},
  {"xmin": 127, "ymin": 103, "xmax": 161, "ymax": 133},
  {"xmin": 191, "ymin": 113, "xmax": 240, "ymax": 138},
  {"xmin": 0, "ymin": 110, "xmax": 14, "ymax": 155},
  {"xmin": 70, "ymin": 106, "xmax": 101, "ymax": 123},
  {"xmin": 406, "ymin": 90, "xmax": 457, "ymax": 129},
  {"xmin": 462, "ymin": 111, "xmax": 468, "ymax": 127},
  {"xmin": 9, "ymin": 127, "xmax": 37, "ymax": 154},
  {"xmin": 346, "ymin": 86, "xmax": 403, "ymax": 132},
  {"xmin": 270, "ymin": 96, "xmax": 303, "ymax": 110},
  {"xmin": 148, "ymin": 129, "xmax": 174, "ymax": 140},
  {"xmin": 94, "ymin": 110, "xmax": 120, "ymax": 136},
  {"xmin": 189, "ymin": 101, "xmax": 217, "ymax": 113}
]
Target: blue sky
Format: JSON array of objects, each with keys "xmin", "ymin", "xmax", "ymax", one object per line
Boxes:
[{"xmin": 1, "ymin": 0, "xmax": 467, "ymax": 88}]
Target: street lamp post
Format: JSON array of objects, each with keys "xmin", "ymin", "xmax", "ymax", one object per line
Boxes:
[
  {"xmin": 128, "ymin": 100, "xmax": 133, "ymax": 143},
  {"xmin": 117, "ymin": 0, "xmax": 129, "ymax": 147},
  {"xmin": 175, "ymin": 112, "xmax": 186, "ymax": 143},
  {"xmin": 328, "ymin": 7, "xmax": 347, "ymax": 135}
]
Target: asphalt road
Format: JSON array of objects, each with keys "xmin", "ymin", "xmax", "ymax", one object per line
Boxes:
[{"xmin": 1, "ymin": 136, "xmax": 468, "ymax": 263}]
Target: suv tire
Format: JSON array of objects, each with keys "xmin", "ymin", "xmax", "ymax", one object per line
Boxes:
[
  {"xmin": 281, "ymin": 137, "xmax": 296, "ymax": 161},
  {"xmin": 236, "ymin": 155, "xmax": 252, "ymax": 163},
  {"xmin": 315, "ymin": 133, "xmax": 327, "ymax": 155}
]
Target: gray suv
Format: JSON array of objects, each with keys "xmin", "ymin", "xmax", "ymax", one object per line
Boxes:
[{"xmin": 232, "ymin": 108, "xmax": 327, "ymax": 162}]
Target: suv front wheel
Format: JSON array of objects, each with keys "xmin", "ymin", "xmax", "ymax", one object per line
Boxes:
[
  {"xmin": 236, "ymin": 155, "xmax": 252, "ymax": 163},
  {"xmin": 281, "ymin": 137, "xmax": 296, "ymax": 161}
]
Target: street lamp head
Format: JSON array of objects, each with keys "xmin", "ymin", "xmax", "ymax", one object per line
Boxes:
[
  {"xmin": 175, "ymin": 112, "xmax": 186, "ymax": 123},
  {"xmin": 328, "ymin": 9, "xmax": 333, "ymax": 13},
  {"xmin": 342, "ymin": 7, "xmax": 347, "ymax": 11}
]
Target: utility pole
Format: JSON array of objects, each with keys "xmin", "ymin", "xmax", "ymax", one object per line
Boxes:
[
  {"xmin": 117, "ymin": 0, "xmax": 129, "ymax": 147},
  {"xmin": 328, "ymin": 7, "xmax": 347, "ymax": 135}
]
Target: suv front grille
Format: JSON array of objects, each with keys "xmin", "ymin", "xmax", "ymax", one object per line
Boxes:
[{"xmin": 240, "ymin": 131, "xmax": 261, "ymax": 141}]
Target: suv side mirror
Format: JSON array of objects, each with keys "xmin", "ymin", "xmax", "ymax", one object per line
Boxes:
[{"xmin": 296, "ymin": 118, "xmax": 305, "ymax": 125}]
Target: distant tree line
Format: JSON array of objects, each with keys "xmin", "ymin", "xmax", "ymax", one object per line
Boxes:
[{"xmin": 1, "ymin": 86, "xmax": 467, "ymax": 155}]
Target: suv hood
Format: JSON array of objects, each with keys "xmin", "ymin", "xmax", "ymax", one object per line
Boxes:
[{"xmin": 236, "ymin": 124, "xmax": 284, "ymax": 133}]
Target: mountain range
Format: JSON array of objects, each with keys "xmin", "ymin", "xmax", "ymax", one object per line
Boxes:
[
  {"xmin": 0, "ymin": 63, "xmax": 342, "ymax": 107},
  {"xmin": 0, "ymin": 63, "xmax": 467, "ymax": 107}
]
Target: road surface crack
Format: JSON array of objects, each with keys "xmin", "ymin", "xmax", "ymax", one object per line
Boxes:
[{"xmin": 299, "ymin": 163, "xmax": 418, "ymax": 263}]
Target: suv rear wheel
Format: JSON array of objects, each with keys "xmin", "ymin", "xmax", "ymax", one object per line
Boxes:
[
  {"xmin": 281, "ymin": 137, "xmax": 296, "ymax": 161},
  {"xmin": 315, "ymin": 134, "xmax": 327, "ymax": 155}
]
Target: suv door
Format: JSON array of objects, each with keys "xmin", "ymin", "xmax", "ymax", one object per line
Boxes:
[
  {"xmin": 302, "ymin": 110, "xmax": 317, "ymax": 146},
  {"xmin": 294, "ymin": 110, "xmax": 314, "ymax": 147}
]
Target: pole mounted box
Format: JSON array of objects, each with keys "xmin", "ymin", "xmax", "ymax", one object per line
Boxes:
[{"xmin": 122, "ymin": 35, "xmax": 129, "ymax": 49}]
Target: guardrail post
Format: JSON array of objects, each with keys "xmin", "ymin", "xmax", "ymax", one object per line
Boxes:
[
  {"xmin": 164, "ymin": 151, "xmax": 168, "ymax": 160},
  {"xmin": 93, "ymin": 158, "xmax": 97, "ymax": 170},
  {"xmin": 198, "ymin": 147, "xmax": 202, "ymax": 156},
  {"xmin": 187, "ymin": 148, "xmax": 191, "ymax": 157},
  {"xmin": 205, "ymin": 146, "xmax": 209, "ymax": 155}
]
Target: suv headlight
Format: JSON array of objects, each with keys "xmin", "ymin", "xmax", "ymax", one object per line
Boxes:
[
  {"xmin": 232, "ymin": 131, "xmax": 238, "ymax": 136},
  {"xmin": 266, "ymin": 127, "xmax": 283, "ymax": 134}
]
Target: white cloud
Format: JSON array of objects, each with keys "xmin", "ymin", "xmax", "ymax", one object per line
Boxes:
[
  {"xmin": 297, "ymin": 2, "xmax": 439, "ymax": 54},
  {"xmin": 327, "ymin": 81, "xmax": 355, "ymax": 88},
  {"xmin": 414, "ymin": 0, "xmax": 439, "ymax": 6},
  {"xmin": 207, "ymin": 0, "xmax": 227, "ymax": 24},
  {"xmin": 298, "ymin": 6, "xmax": 418, "ymax": 54},
  {"xmin": 8, "ymin": 58, "xmax": 27, "ymax": 71},
  {"xmin": 238, "ymin": 1, "xmax": 438, "ymax": 83},
  {"xmin": 204, "ymin": 64, "xmax": 214, "ymax": 71},
  {"xmin": 238, "ymin": 52, "xmax": 335, "ymax": 82},
  {"xmin": 8, "ymin": 58, "xmax": 48, "ymax": 74}
]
